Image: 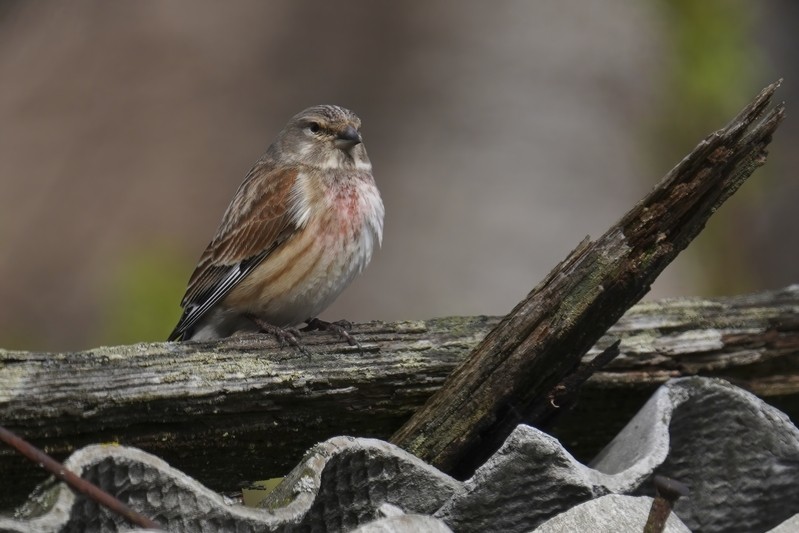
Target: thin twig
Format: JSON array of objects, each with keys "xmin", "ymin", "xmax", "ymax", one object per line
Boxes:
[
  {"xmin": 0, "ymin": 425, "xmax": 162, "ymax": 530},
  {"xmin": 528, "ymin": 339, "xmax": 622, "ymax": 427}
]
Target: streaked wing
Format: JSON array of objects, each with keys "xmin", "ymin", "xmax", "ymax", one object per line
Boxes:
[{"xmin": 168, "ymin": 164, "xmax": 301, "ymax": 340}]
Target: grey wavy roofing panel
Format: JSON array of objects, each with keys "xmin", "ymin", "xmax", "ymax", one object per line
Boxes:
[
  {"xmin": 534, "ymin": 494, "xmax": 690, "ymax": 533},
  {"xmin": 1, "ymin": 377, "xmax": 797, "ymax": 532}
]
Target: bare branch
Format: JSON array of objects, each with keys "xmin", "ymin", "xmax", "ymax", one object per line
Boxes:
[{"xmin": 0, "ymin": 425, "xmax": 162, "ymax": 529}]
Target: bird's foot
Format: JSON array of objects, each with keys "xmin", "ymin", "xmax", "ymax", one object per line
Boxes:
[
  {"xmin": 303, "ymin": 318, "xmax": 360, "ymax": 349},
  {"xmin": 246, "ymin": 314, "xmax": 308, "ymax": 355}
]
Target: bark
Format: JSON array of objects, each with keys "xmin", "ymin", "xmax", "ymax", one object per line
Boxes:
[{"xmin": 390, "ymin": 81, "xmax": 786, "ymax": 476}]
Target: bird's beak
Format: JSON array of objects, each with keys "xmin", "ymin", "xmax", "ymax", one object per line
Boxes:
[{"xmin": 334, "ymin": 125, "xmax": 362, "ymax": 150}]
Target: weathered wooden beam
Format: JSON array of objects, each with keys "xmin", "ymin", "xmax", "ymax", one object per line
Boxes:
[{"xmin": 1, "ymin": 285, "xmax": 797, "ymax": 509}]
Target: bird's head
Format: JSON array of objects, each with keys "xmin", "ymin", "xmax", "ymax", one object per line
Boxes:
[{"xmin": 277, "ymin": 105, "xmax": 371, "ymax": 171}]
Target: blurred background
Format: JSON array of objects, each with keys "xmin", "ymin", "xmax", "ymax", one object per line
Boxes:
[{"xmin": 0, "ymin": 0, "xmax": 796, "ymax": 352}]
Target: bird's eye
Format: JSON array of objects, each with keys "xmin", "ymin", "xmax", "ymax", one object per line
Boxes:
[{"xmin": 308, "ymin": 122, "xmax": 321, "ymax": 134}]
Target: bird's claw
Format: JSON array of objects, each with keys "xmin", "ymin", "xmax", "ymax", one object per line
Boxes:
[
  {"xmin": 303, "ymin": 318, "xmax": 361, "ymax": 349},
  {"xmin": 247, "ymin": 315, "xmax": 309, "ymax": 356}
]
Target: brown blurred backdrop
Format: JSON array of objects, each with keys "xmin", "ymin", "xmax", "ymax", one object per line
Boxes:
[{"xmin": 0, "ymin": 1, "xmax": 796, "ymax": 352}]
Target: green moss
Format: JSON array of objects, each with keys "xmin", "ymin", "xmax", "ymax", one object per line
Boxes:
[{"xmin": 242, "ymin": 477, "xmax": 285, "ymax": 507}]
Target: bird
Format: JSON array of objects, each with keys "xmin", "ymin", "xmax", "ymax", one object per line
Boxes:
[{"xmin": 167, "ymin": 104, "xmax": 384, "ymax": 344}]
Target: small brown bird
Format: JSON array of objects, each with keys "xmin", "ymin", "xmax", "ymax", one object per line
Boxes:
[{"xmin": 168, "ymin": 105, "xmax": 384, "ymax": 343}]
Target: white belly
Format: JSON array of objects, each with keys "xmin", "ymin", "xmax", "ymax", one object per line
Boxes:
[{"xmin": 221, "ymin": 206, "xmax": 379, "ymax": 327}]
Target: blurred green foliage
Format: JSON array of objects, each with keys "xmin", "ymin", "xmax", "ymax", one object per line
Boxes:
[
  {"xmin": 1, "ymin": 3, "xmax": 771, "ymax": 352},
  {"xmin": 97, "ymin": 1, "xmax": 769, "ymax": 347},
  {"xmin": 655, "ymin": 0, "xmax": 763, "ymax": 295},
  {"xmin": 99, "ymin": 245, "xmax": 188, "ymax": 346}
]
